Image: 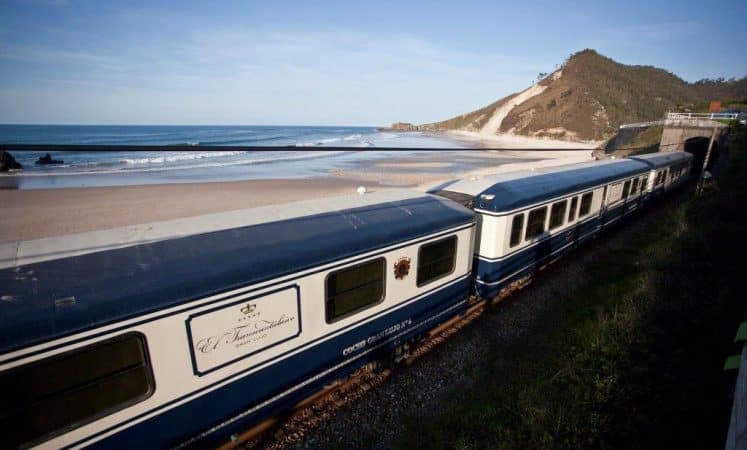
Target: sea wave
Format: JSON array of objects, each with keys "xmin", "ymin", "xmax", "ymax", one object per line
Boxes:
[
  {"xmin": 294, "ymin": 133, "xmax": 372, "ymax": 147},
  {"xmin": 197, "ymin": 136, "xmax": 291, "ymax": 146},
  {"xmin": 120, "ymin": 151, "xmax": 247, "ymax": 165},
  {"xmin": 10, "ymin": 150, "xmax": 351, "ymax": 176}
]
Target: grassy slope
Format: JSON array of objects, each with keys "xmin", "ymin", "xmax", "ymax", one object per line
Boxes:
[
  {"xmin": 605, "ymin": 126, "xmax": 663, "ymax": 156},
  {"xmin": 619, "ymin": 125, "xmax": 663, "ymax": 151},
  {"xmin": 502, "ymin": 50, "xmax": 697, "ymax": 140},
  {"xmin": 396, "ymin": 125, "xmax": 747, "ymax": 449},
  {"xmin": 428, "ymin": 49, "xmax": 747, "ymax": 141}
]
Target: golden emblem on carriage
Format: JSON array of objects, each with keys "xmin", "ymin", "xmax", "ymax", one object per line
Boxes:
[{"xmin": 393, "ymin": 257, "xmax": 411, "ymax": 280}]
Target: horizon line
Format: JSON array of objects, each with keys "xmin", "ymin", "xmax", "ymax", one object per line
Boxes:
[{"xmin": 0, "ymin": 123, "xmax": 382, "ymax": 128}]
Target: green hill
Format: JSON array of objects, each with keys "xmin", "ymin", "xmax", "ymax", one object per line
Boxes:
[{"xmin": 424, "ymin": 49, "xmax": 747, "ymax": 141}]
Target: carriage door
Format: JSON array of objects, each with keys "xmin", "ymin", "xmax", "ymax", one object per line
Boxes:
[
  {"xmin": 621, "ymin": 180, "xmax": 631, "ymax": 216},
  {"xmin": 600, "ymin": 186, "xmax": 608, "ymax": 221}
]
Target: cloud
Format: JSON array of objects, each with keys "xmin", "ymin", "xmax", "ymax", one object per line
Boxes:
[{"xmin": 0, "ymin": 17, "xmax": 547, "ymax": 124}]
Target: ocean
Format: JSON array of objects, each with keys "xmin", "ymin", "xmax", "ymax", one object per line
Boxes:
[{"xmin": 0, "ymin": 125, "xmax": 467, "ymax": 189}]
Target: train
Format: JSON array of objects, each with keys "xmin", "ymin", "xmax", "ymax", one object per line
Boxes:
[{"xmin": 0, "ymin": 151, "xmax": 693, "ymax": 449}]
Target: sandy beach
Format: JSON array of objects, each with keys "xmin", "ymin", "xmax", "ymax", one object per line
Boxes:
[
  {"xmin": 445, "ymin": 130, "xmax": 600, "ymax": 149},
  {"xmin": 327, "ymin": 148, "xmax": 594, "ymax": 188},
  {"xmin": 1, "ymin": 148, "xmax": 596, "ymax": 242},
  {"xmin": 0, "ymin": 178, "xmax": 368, "ymax": 242}
]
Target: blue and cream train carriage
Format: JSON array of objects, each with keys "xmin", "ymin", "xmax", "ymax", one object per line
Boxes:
[
  {"xmin": 629, "ymin": 152, "xmax": 692, "ymax": 198},
  {"xmin": 0, "ymin": 151, "xmax": 693, "ymax": 449},
  {"xmin": 429, "ymin": 152, "xmax": 693, "ymax": 299},
  {"xmin": 0, "ymin": 190, "xmax": 475, "ymax": 449}
]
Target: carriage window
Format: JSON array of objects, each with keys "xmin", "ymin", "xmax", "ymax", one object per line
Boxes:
[
  {"xmin": 1, "ymin": 333, "xmax": 154, "ymax": 448},
  {"xmin": 509, "ymin": 214, "xmax": 524, "ymax": 248},
  {"xmin": 417, "ymin": 236, "xmax": 457, "ymax": 287},
  {"xmin": 579, "ymin": 192, "xmax": 593, "ymax": 217},
  {"xmin": 549, "ymin": 200, "xmax": 567, "ymax": 230},
  {"xmin": 631, "ymin": 178, "xmax": 639, "ymax": 193},
  {"xmin": 326, "ymin": 258, "xmax": 385, "ymax": 322},
  {"xmin": 641, "ymin": 177, "xmax": 648, "ymax": 192},
  {"xmin": 524, "ymin": 206, "xmax": 547, "ymax": 240},
  {"xmin": 568, "ymin": 197, "xmax": 578, "ymax": 222},
  {"xmin": 622, "ymin": 180, "xmax": 631, "ymax": 198}
]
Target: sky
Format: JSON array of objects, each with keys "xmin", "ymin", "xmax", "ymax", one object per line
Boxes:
[{"xmin": 1, "ymin": 0, "xmax": 746, "ymax": 126}]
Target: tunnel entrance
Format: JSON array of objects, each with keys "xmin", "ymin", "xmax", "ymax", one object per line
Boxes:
[{"xmin": 684, "ymin": 136, "xmax": 719, "ymax": 176}]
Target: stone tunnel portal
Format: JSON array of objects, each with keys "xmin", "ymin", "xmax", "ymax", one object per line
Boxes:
[{"xmin": 684, "ymin": 136, "xmax": 719, "ymax": 176}]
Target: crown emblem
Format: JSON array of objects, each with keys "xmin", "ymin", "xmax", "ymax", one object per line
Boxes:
[
  {"xmin": 240, "ymin": 304, "xmax": 257, "ymax": 315},
  {"xmin": 394, "ymin": 257, "xmax": 411, "ymax": 280}
]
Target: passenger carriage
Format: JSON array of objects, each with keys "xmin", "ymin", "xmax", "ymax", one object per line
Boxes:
[
  {"xmin": 629, "ymin": 152, "xmax": 693, "ymax": 198},
  {"xmin": 0, "ymin": 190, "xmax": 475, "ymax": 449},
  {"xmin": 430, "ymin": 159, "xmax": 652, "ymax": 299}
]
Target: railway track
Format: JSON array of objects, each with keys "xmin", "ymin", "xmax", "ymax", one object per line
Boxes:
[
  {"xmin": 220, "ymin": 302, "xmax": 479, "ymax": 449},
  {"xmin": 212, "ymin": 186, "xmax": 693, "ymax": 450},
  {"xmin": 222, "ymin": 276, "xmax": 534, "ymax": 450}
]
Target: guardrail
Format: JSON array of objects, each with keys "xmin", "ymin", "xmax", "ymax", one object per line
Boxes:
[
  {"xmin": 619, "ymin": 113, "xmax": 742, "ymax": 129},
  {"xmin": 619, "ymin": 120, "xmax": 667, "ymax": 129},
  {"xmin": 666, "ymin": 112, "xmax": 740, "ymax": 121}
]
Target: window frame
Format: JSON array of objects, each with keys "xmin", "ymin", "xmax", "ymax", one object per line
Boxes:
[
  {"xmin": 622, "ymin": 180, "xmax": 631, "ymax": 198},
  {"xmin": 548, "ymin": 200, "xmax": 567, "ymax": 230},
  {"xmin": 509, "ymin": 214, "xmax": 525, "ymax": 248},
  {"xmin": 324, "ymin": 257, "xmax": 386, "ymax": 324},
  {"xmin": 579, "ymin": 192, "xmax": 594, "ymax": 217},
  {"xmin": 416, "ymin": 235, "xmax": 458, "ymax": 288},
  {"xmin": 1, "ymin": 332, "xmax": 155, "ymax": 448},
  {"xmin": 568, "ymin": 196, "xmax": 578, "ymax": 222},
  {"xmin": 524, "ymin": 206, "xmax": 548, "ymax": 240}
]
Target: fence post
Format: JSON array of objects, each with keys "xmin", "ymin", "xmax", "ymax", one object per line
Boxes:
[{"xmin": 696, "ymin": 128, "xmax": 718, "ymax": 196}]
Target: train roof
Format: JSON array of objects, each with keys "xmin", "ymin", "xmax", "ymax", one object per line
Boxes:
[
  {"xmin": 428, "ymin": 170, "xmax": 537, "ymax": 197},
  {"xmin": 0, "ymin": 190, "xmax": 474, "ymax": 355},
  {"xmin": 472, "ymin": 159, "xmax": 650, "ymax": 213},
  {"xmin": 629, "ymin": 151, "xmax": 693, "ymax": 169}
]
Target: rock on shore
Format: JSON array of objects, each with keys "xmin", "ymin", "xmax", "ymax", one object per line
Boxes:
[
  {"xmin": 0, "ymin": 150, "xmax": 22, "ymax": 171},
  {"xmin": 377, "ymin": 122, "xmax": 422, "ymax": 132},
  {"xmin": 35, "ymin": 153, "xmax": 64, "ymax": 165}
]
